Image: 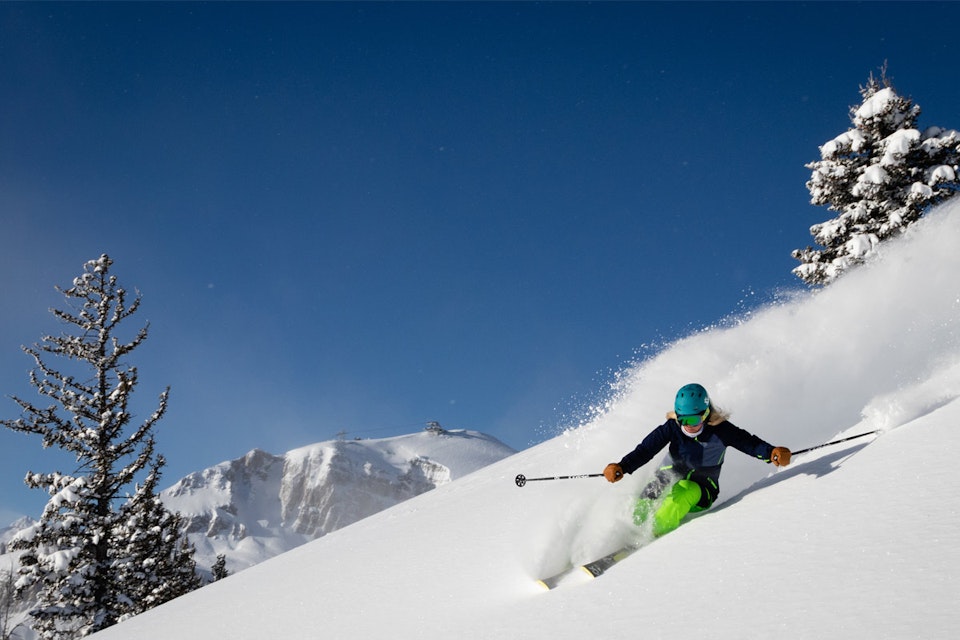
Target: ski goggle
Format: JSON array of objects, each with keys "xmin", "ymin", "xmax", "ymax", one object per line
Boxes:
[{"xmin": 677, "ymin": 408, "xmax": 710, "ymax": 427}]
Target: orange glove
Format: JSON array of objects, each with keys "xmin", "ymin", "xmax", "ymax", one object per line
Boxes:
[
  {"xmin": 604, "ymin": 463, "xmax": 624, "ymax": 483},
  {"xmin": 771, "ymin": 447, "xmax": 792, "ymax": 467}
]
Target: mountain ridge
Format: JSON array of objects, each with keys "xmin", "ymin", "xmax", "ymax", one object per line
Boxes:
[{"xmin": 161, "ymin": 427, "xmax": 516, "ymax": 574}]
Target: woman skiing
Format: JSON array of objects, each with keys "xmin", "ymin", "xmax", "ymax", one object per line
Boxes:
[{"xmin": 603, "ymin": 383, "xmax": 791, "ymax": 537}]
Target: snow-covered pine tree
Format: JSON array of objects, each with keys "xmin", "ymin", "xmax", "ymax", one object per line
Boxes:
[
  {"xmin": 793, "ymin": 69, "xmax": 960, "ymax": 285},
  {"xmin": 0, "ymin": 255, "xmax": 199, "ymax": 638},
  {"xmin": 211, "ymin": 554, "xmax": 229, "ymax": 582},
  {"xmin": 0, "ymin": 566, "xmax": 17, "ymax": 640},
  {"xmin": 113, "ymin": 451, "xmax": 201, "ymax": 620}
]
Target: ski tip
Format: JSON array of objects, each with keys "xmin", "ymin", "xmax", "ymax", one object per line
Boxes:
[
  {"xmin": 581, "ymin": 565, "xmax": 601, "ymax": 578},
  {"xmin": 535, "ymin": 578, "xmax": 558, "ymax": 591}
]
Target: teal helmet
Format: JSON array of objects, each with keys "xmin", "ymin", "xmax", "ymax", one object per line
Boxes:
[{"xmin": 675, "ymin": 383, "xmax": 710, "ymax": 415}]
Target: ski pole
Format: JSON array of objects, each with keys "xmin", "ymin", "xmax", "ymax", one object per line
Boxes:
[
  {"xmin": 792, "ymin": 430, "xmax": 879, "ymax": 457},
  {"xmin": 517, "ymin": 432, "xmax": 879, "ymax": 486},
  {"xmin": 515, "ymin": 472, "xmax": 604, "ymax": 487}
]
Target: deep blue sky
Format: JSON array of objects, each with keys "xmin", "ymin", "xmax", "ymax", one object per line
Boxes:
[{"xmin": 2, "ymin": 1, "xmax": 958, "ymax": 521}]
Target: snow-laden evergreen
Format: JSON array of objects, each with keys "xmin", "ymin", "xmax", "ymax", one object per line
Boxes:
[
  {"xmin": 794, "ymin": 70, "xmax": 959, "ymax": 285},
  {"xmin": 112, "ymin": 456, "xmax": 201, "ymax": 618},
  {"xmin": 0, "ymin": 256, "xmax": 198, "ymax": 638},
  {"xmin": 88, "ymin": 199, "xmax": 960, "ymax": 639}
]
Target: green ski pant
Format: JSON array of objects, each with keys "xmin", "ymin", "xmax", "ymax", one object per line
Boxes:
[{"xmin": 633, "ymin": 479, "xmax": 703, "ymax": 537}]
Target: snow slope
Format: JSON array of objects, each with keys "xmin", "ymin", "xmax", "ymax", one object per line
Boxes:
[{"xmin": 91, "ymin": 199, "xmax": 960, "ymax": 639}]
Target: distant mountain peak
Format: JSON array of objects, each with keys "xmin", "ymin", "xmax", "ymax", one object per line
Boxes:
[{"xmin": 161, "ymin": 429, "xmax": 515, "ymax": 574}]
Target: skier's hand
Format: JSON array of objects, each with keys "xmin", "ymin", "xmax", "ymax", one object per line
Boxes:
[
  {"xmin": 771, "ymin": 447, "xmax": 792, "ymax": 467},
  {"xmin": 603, "ymin": 463, "xmax": 624, "ymax": 483}
]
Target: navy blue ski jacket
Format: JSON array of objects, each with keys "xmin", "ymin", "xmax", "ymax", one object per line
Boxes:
[{"xmin": 618, "ymin": 417, "xmax": 776, "ymax": 506}]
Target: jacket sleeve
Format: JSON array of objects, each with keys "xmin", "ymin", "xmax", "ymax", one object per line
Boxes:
[
  {"xmin": 720, "ymin": 422, "xmax": 776, "ymax": 462},
  {"xmin": 618, "ymin": 422, "xmax": 672, "ymax": 475}
]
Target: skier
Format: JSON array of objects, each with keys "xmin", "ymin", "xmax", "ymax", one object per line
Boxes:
[{"xmin": 603, "ymin": 383, "xmax": 792, "ymax": 537}]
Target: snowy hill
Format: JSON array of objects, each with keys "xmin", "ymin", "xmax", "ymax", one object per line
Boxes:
[
  {"xmin": 161, "ymin": 428, "xmax": 517, "ymax": 573},
  {"xmin": 90, "ymin": 198, "xmax": 960, "ymax": 639},
  {"xmin": 0, "ymin": 428, "xmax": 515, "ymax": 636}
]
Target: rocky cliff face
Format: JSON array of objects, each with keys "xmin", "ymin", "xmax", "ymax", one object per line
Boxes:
[
  {"xmin": 278, "ymin": 444, "xmax": 449, "ymax": 536},
  {"xmin": 166, "ymin": 448, "xmax": 286, "ymax": 541},
  {"xmin": 161, "ymin": 429, "xmax": 515, "ymax": 574}
]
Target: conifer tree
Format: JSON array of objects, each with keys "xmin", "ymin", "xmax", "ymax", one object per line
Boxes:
[
  {"xmin": 793, "ymin": 69, "xmax": 960, "ymax": 285},
  {"xmin": 1, "ymin": 255, "xmax": 199, "ymax": 638},
  {"xmin": 113, "ymin": 451, "xmax": 201, "ymax": 619},
  {"xmin": 0, "ymin": 566, "xmax": 17, "ymax": 640},
  {"xmin": 211, "ymin": 554, "xmax": 229, "ymax": 582}
]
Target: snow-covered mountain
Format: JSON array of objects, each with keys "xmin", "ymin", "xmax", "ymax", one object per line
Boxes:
[
  {"xmin": 0, "ymin": 517, "xmax": 34, "ymax": 557},
  {"xmin": 88, "ymin": 198, "xmax": 960, "ymax": 640},
  {"xmin": 161, "ymin": 428, "xmax": 516, "ymax": 573}
]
